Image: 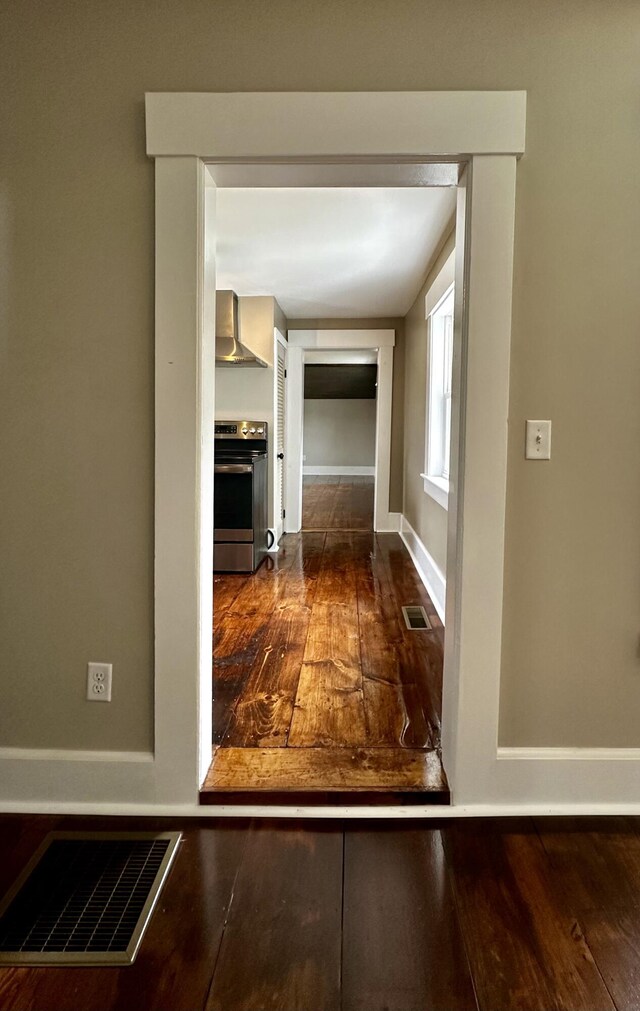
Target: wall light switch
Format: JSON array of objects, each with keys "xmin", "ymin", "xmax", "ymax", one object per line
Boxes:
[{"xmin": 525, "ymin": 420, "xmax": 552, "ymax": 460}]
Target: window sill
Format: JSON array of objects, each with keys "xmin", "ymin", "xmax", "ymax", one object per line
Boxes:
[{"xmin": 420, "ymin": 473, "xmax": 449, "ymax": 510}]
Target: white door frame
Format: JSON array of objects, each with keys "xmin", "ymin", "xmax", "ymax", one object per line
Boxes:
[
  {"xmin": 285, "ymin": 330, "xmax": 397, "ymax": 533},
  {"xmin": 143, "ymin": 90, "xmax": 528, "ymax": 811}
]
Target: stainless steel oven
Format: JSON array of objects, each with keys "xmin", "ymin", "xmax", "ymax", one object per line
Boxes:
[{"xmin": 214, "ymin": 421, "xmax": 268, "ymax": 573}]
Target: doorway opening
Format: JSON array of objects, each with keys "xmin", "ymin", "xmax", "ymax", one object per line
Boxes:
[
  {"xmin": 302, "ymin": 352, "xmax": 377, "ymax": 532},
  {"xmin": 206, "ymin": 182, "xmax": 457, "ymax": 803},
  {"xmin": 147, "ymin": 90, "xmax": 524, "ymax": 814}
]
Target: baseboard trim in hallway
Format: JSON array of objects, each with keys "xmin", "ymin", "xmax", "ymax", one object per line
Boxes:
[{"xmin": 399, "ymin": 515, "xmax": 447, "ymax": 623}]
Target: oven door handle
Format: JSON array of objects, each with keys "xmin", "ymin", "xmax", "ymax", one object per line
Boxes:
[{"xmin": 214, "ymin": 463, "xmax": 253, "ymax": 474}]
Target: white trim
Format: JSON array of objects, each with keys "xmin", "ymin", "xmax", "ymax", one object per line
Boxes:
[
  {"xmin": 145, "ymin": 91, "xmax": 526, "ymax": 158},
  {"xmin": 154, "ymin": 157, "xmax": 212, "ymax": 802},
  {"xmin": 438, "ymin": 158, "xmax": 516, "ymax": 805},
  {"xmin": 491, "ymin": 748, "xmax": 640, "ymax": 805},
  {"xmin": 498, "ymin": 747, "xmax": 640, "ymax": 762},
  {"xmin": 0, "ymin": 748, "xmax": 154, "ymax": 763},
  {"xmin": 425, "ymin": 250, "xmax": 456, "ymax": 316},
  {"xmin": 420, "ymin": 473, "xmax": 449, "ymax": 510},
  {"xmin": 399, "ymin": 516, "xmax": 446, "ymax": 623},
  {"xmin": 303, "ymin": 466, "xmax": 375, "ymax": 476},
  {"xmin": 425, "ymin": 265, "xmax": 455, "ymax": 489},
  {"xmin": 377, "ymin": 511, "xmax": 401, "ymax": 533},
  {"xmin": 288, "ymin": 329, "xmax": 395, "ymax": 349},
  {"xmin": 373, "ymin": 346, "xmax": 394, "ymax": 531},
  {"xmin": 6, "ymin": 800, "xmax": 640, "ymax": 818}
]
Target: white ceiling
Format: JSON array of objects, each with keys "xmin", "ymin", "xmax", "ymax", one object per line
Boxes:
[{"xmin": 214, "ymin": 188, "xmax": 456, "ymax": 318}]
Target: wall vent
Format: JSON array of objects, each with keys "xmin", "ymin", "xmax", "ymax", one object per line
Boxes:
[{"xmin": 0, "ymin": 831, "xmax": 181, "ymax": 966}]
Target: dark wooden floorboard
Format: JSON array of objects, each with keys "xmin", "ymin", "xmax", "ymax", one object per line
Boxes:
[
  {"xmin": 342, "ymin": 824, "xmax": 478, "ymax": 1011},
  {"xmin": 0, "ymin": 817, "xmax": 250, "ymax": 1011},
  {"xmin": 580, "ymin": 908, "xmax": 640, "ymax": 1011},
  {"xmin": 443, "ymin": 819, "xmax": 616, "ymax": 1011},
  {"xmin": 535, "ymin": 815, "xmax": 640, "ymax": 913},
  {"xmin": 205, "ymin": 820, "xmax": 342, "ymax": 1011},
  {"xmin": 4, "ymin": 816, "xmax": 640, "ymax": 1011}
]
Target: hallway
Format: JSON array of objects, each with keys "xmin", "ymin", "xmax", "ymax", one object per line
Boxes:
[{"xmin": 208, "ymin": 530, "xmax": 446, "ymax": 798}]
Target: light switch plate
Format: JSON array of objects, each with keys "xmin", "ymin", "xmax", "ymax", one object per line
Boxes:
[{"xmin": 525, "ymin": 420, "xmax": 552, "ymax": 460}]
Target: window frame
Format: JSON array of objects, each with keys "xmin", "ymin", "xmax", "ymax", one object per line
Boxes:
[{"xmin": 421, "ymin": 250, "xmax": 456, "ymax": 510}]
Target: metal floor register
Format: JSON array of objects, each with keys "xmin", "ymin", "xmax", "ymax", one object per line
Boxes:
[{"xmin": 0, "ymin": 832, "xmax": 181, "ymax": 966}]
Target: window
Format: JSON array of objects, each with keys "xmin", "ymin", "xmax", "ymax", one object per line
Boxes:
[{"xmin": 421, "ymin": 251, "xmax": 456, "ymax": 510}]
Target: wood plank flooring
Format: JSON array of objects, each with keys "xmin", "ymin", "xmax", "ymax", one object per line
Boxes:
[
  {"xmin": 210, "ymin": 529, "xmax": 445, "ymax": 795},
  {"xmin": 302, "ymin": 475, "xmax": 374, "ymax": 530},
  {"xmin": 3, "ymin": 813, "xmax": 640, "ymax": 1010}
]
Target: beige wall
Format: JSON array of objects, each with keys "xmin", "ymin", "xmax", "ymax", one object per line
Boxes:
[
  {"xmin": 289, "ymin": 318, "xmax": 405, "ymax": 512},
  {"xmin": 1, "ymin": 0, "xmax": 639, "ymax": 753},
  {"xmin": 304, "ymin": 399, "xmax": 376, "ymax": 468},
  {"xmin": 402, "ymin": 230, "xmax": 455, "ymax": 574}
]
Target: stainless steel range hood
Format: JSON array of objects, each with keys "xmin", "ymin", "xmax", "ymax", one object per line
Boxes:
[{"xmin": 215, "ymin": 290, "xmax": 268, "ymax": 368}]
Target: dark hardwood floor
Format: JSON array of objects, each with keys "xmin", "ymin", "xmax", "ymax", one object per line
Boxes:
[
  {"xmin": 302, "ymin": 475, "xmax": 374, "ymax": 530},
  {"xmin": 209, "ymin": 530, "xmax": 446, "ymax": 796},
  {"xmin": 1, "ymin": 813, "xmax": 638, "ymax": 1010}
]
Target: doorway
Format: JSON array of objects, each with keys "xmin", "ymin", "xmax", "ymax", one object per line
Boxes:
[
  {"xmin": 302, "ymin": 352, "xmax": 377, "ymax": 532},
  {"xmin": 147, "ymin": 91, "xmax": 524, "ymax": 813},
  {"xmin": 208, "ymin": 187, "xmax": 455, "ymax": 800}
]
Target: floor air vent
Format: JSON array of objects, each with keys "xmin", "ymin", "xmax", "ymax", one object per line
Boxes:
[
  {"xmin": 402, "ymin": 605, "xmax": 433, "ymax": 630},
  {"xmin": 0, "ymin": 831, "xmax": 181, "ymax": 966}
]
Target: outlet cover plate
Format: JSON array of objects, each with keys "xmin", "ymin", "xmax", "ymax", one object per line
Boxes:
[{"xmin": 87, "ymin": 662, "xmax": 112, "ymax": 702}]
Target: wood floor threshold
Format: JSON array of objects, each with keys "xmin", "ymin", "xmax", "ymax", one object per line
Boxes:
[{"xmin": 201, "ymin": 747, "xmax": 450, "ymax": 805}]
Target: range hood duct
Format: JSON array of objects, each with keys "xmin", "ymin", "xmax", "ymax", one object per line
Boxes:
[{"xmin": 215, "ymin": 290, "xmax": 268, "ymax": 368}]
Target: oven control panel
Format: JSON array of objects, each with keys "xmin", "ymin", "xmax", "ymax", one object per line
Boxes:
[{"xmin": 215, "ymin": 420, "xmax": 268, "ymax": 439}]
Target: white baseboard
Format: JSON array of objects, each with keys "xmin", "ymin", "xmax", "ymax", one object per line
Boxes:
[
  {"xmin": 303, "ymin": 465, "xmax": 375, "ymax": 476},
  {"xmin": 498, "ymin": 747, "xmax": 640, "ymax": 762},
  {"xmin": 399, "ymin": 516, "xmax": 446, "ymax": 623},
  {"xmin": 488, "ymin": 747, "xmax": 640, "ymax": 806},
  {"xmin": 0, "ymin": 747, "xmax": 161, "ymax": 807},
  {"xmin": 0, "ymin": 747, "xmax": 154, "ymax": 763},
  {"xmin": 5, "ymin": 798, "xmax": 640, "ymax": 817},
  {"xmin": 375, "ymin": 511, "xmax": 401, "ymax": 533},
  {"xmin": 2, "ymin": 745, "xmax": 640, "ymax": 813}
]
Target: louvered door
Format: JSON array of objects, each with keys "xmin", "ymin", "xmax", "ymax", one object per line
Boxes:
[{"xmin": 276, "ymin": 342, "xmax": 286, "ymax": 535}]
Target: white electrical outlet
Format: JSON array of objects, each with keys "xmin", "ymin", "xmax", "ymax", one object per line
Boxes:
[{"xmin": 87, "ymin": 662, "xmax": 112, "ymax": 702}]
